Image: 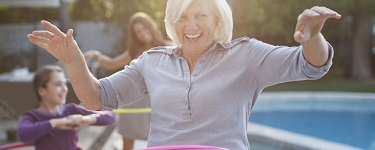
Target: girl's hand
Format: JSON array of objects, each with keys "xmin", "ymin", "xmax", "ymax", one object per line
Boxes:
[
  {"xmin": 67, "ymin": 114, "xmax": 98, "ymax": 131},
  {"xmin": 50, "ymin": 118, "xmax": 75, "ymax": 130},
  {"xmin": 84, "ymin": 50, "xmax": 102, "ymax": 62}
]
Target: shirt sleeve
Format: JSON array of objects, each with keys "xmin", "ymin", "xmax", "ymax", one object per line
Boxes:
[
  {"xmin": 300, "ymin": 43, "xmax": 333, "ymax": 78},
  {"xmin": 99, "ymin": 54, "xmax": 149, "ymax": 111},
  {"xmin": 17, "ymin": 113, "xmax": 53, "ymax": 144},
  {"xmin": 248, "ymin": 39, "xmax": 334, "ymax": 87}
]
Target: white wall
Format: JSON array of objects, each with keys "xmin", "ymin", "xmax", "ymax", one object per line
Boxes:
[
  {"xmin": 0, "ymin": 21, "xmax": 122, "ymax": 71},
  {"xmin": 74, "ymin": 21, "xmax": 122, "ymax": 56},
  {"xmin": 0, "ymin": 21, "xmax": 121, "ymax": 53}
]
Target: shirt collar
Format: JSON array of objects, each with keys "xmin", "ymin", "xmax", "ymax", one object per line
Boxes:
[{"xmin": 170, "ymin": 37, "xmax": 248, "ymax": 57}]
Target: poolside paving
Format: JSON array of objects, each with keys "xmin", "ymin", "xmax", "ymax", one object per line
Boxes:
[
  {"xmin": 101, "ymin": 127, "xmax": 147, "ymax": 150},
  {"xmin": 0, "ymin": 124, "xmax": 147, "ymax": 150}
]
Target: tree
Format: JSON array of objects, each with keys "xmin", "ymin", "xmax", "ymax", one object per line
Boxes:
[
  {"xmin": 58, "ymin": 0, "xmax": 72, "ymax": 32},
  {"xmin": 72, "ymin": 0, "xmax": 167, "ymax": 53},
  {"xmin": 71, "ymin": 0, "xmax": 374, "ymax": 80},
  {"xmin": 231, "ymin": 0, "xmax": 374, "ymax": 80},
  {"xmin": 231, "ymin": 0, "xmax": 313, "ymax": 45},
  {"xmin": 317, "ymin": 0, "xmax": 374, "ymax": 80}
]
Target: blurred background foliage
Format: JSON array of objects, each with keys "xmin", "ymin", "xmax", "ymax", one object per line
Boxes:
[
  {"xmin": 70, "ymin": 0, "xmax": 167, "ymax": 63},
  {"xmin": 0, "ymin": 7, "xmax": 57, "ymax": 23},
  {"xmin": 0, "ymin": 0, "xmax": 374, "ymax": 87}
]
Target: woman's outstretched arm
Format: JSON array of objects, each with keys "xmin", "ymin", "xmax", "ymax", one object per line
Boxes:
[
  {"xmin": 294, "ymin": 6, "xmax": 341, "ymax": 67},
  {"xmin": 27, "ymin": 20, "xmax": 102, "ymax": 110}
]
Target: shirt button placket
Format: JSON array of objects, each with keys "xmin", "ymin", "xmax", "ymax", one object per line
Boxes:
[{"xmin": 181, "ymin": 59, "xmax": 192, "ymax": 118}]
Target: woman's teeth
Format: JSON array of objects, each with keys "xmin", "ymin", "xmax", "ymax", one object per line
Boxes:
[{"xmin": 185, "ymin": 33, "xmax": 201, "ymax": 39}]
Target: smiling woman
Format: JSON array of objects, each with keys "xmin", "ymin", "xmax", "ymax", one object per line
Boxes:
[
  {"xmin": 26, "ymin": 0, "xmax": 341, "ymax": 149},
  {"xmin": 165, "ymin": 0, "xmax": 232, "ymax": 50}
]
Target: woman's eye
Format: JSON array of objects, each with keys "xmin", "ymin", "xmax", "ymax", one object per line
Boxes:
[
  {"xmin": 179, "ymin": 15, "xmax": 186, "ymax": 21},
  {"xmin": 198, "ymin": 14, "xmax": 207, "ymax": 18}
]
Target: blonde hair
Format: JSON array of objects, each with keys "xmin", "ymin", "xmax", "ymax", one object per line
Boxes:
[{"xmin": 165, "ymin": 0, "xmax": 233, "ymax": 47}]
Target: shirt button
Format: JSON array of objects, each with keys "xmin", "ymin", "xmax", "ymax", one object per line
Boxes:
[
  {"xmin": 199, "ymin": 59, "xmax": 205, "ymax": 63},
  {"xmin": 193, "ymin": 73, "xmax": 198, "ymax": 77},
  {"xmin": 184, "ymin": 101, "xmax": 188, "ymax": 105}
]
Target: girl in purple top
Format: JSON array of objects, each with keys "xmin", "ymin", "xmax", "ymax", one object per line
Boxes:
[{"xmin": 17, "ymin": 65, "xmax": 115, "ymax": 150}]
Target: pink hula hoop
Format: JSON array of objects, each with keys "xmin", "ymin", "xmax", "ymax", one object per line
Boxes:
[{"xmin": 136, "ymin": 145, "xmax": 229, "ymax": 150}]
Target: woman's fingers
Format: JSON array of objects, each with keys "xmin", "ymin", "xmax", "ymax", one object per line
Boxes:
[
  {"xmin": 296, "ymin": 7, "xmax": 341, "ymax": 30},
  {"xmin": 27, "ymin": 33, "xmax": 50, "ymax": 44},
  {"xmin": 41, "ymin": 20, "xmax": 65, "ymax": 37},
  {"xmin": 66, "ymin": 29, "xmax": 75, "ymax": 45},
  {"xmin": 310, "ymin": 6, "xmax": 341, "ymax": 20},
  {"xmin": 31, "ymin": 31, "xmax": 54, "ymax": 39},
  {"xmin": 27, "ymin": 34, "xmax": 48, "ymax": 50},
  {"xmin": 295, "ymin": 9, "xmax": 319, "ymax": 32},
  {"xmin": 294, "ymin": 6, "xmax": 341, "ymax": 43}
]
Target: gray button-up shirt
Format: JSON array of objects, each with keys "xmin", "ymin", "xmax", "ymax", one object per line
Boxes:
[{"xmin": 99, "ymin": 37, "xmax": 333, "ymax": 150}]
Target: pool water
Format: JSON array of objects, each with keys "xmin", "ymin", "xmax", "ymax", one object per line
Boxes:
[
  {"xmin": 250, "ymin": 111, "xmax": 375, "ymax": 150},
  {"xmin": 249, "ymin": 92, "xmax": 375, "ymax": 150}
]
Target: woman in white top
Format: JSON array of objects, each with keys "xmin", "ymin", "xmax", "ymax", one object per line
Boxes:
[{"xmin": 27, "ymin": 0, "xmax": 341, "ymax": 149}]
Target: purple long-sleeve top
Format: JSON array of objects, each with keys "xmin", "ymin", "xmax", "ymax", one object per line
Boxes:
[{"xmin": 17, "ymin": 103, "xmax": 115, "ymax": 150}]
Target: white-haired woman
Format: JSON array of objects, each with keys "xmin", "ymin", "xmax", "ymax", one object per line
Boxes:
[{"xmin": 27, "ymin": 0, "xmax": 341, "ymax": 149}]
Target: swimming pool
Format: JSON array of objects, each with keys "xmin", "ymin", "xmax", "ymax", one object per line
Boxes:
[{"xmin": 249, "ymin": 92, "xmax": 375, "ymax": 150}]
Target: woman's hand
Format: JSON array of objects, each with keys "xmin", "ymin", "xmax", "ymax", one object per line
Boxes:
[
  {"xmin": 294, "ymin": 6, "xmax": 341, "ymax": 43},
  {"xmin": 27, "ymin": 20, "xmax": 83, "ymax": 64},
  {"xmin": 84, "ymin": 50, "xmax": 102, "ymax": 62}
]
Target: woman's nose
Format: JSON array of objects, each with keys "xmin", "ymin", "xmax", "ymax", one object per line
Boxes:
[
  {"xmin": 186, "ymin": 19, "xmax": 199, "ymax": 30},
  {"xmin": 141, "ymin": 31, "xmax": 148, "ymax": 38}
]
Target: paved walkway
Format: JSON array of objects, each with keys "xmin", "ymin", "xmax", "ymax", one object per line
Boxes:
[
  {"xmin": 101, "ymin": 127, "xmax": 147, "ymax": 150},
  {"xmin": 0, "ymin": 125, "xmax": 147, "ymax": 150},
  {"xmin": 79, "ymin": 124, "xmax": 147, "ymax": 150}
]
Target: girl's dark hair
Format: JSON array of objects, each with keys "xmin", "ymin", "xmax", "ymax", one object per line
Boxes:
[
  {"xmin": 33, "ymin": 65, "xmax": 64, "ymax": 103},
  {"xmin": 127, "ymin": 12, "xmax": 168, "ymax": 59}
]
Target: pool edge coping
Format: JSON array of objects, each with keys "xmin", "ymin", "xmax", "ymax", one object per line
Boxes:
[
  {"xmin": 248, "ymin": 91, "xmax": 370, "ymax": 150},
  {"xmin": 247, "ymin": 123, "xmax": 363, "ymax": 150}
]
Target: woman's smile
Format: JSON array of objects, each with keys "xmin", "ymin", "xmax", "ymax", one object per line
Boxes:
[{"xmin": 185, "ymin": 33, "xmax": 202, "ymax": 42}]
